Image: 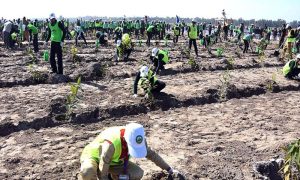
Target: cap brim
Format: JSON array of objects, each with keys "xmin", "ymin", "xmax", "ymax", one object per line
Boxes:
[
  {"xmin": 127, "ymin": 142, "xmax": 147, "ymax": 158},
  {"xmin": 151, "ymin": 53, "xmax": 156, "ymax": 56}
]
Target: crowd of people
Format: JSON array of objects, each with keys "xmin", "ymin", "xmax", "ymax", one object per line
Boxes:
[{"xmin": 1, "ymin": 13, "xmax": 300, "ymax": 179}]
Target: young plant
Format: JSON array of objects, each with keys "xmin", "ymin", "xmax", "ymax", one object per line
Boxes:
[
  {"xmin": 65, "ymin": 76, "xmax": 83, "ymax": 118},
  {"xmin": 217, "ymin": 48, "xmax": 224, "ymax": 57},
  {"xmin": 140, "ymin": 78, "xmax": 154, "ymax": 104},
  {"xmin": 188, "ymin": 56, "xmax": 199, "ymax": 70},
  {"xmin": 226, "ymin": 56, "xmax": 235, "ymax": 69},
  {"xmin": 95, "ymin": 39, "xmax": 99, "ymax": 53},
  {"xmin": 70, "ymin": 45, "xmax": 79, "ymax": 63},
  {"xmin": 28, "ymin": 64, "xmax": 46, "ymax": 83},
  {"xmin": 281, "ymin": 139, "xmax": 300, "ymax": 180},
  {"xmin": 27, "ymin": 47, "xmax": 38, "ymax": 63},
  {"xmin": 218, "ymin": 69, "xmax": 231, "ymax": 101},
  {"xmin": 266, "ymin": 72, "xmax": 277, "ymax": 91}
]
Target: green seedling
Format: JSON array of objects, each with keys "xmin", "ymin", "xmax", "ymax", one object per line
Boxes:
[
  {"xmin": 28, "ymin": 64, "xmax": 46, "ymax": 82},
  {"xmin": 71, "ymin": 45, "xmax": 79, "ymax": 63},
  {"xmin": 218, "ymin": 69, "xmax": 231, "ymax": 101},
  {"xmin": 280, "ymin": 139, "xmax": 300, "ymax": 180},
  {"xmin": 266, "ymin": 72, "xmax": 277, "ymax": 91},
  {"xmin": 140, "ymin": 78, "xmax": 154, "ymax": 105},
  {"xmin": 65, "ymin": 76, "xmax": 83, "ymax": 118}
]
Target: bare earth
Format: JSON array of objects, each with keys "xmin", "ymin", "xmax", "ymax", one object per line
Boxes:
[{"xmin": 0, "ymin": 37, "xmax": 299, "ymax": 179}]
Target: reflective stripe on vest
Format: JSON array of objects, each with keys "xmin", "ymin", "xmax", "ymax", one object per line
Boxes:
[
  {"xmin": 80, "ymin": 126, "xmax": 126, "ymax": 165},
  {"xmin": 49, "ymin": 22, "xmax": 62, "ymax": 42},
  {"xmin": 189, "ymin": 25, "xmax": 197, "ymax": 39},
  {"xmin": 282, "ymin": 60, "xmax": 296, "ymax": 76},
  {"xmin": 157, "ymin": 50, "xmax": 169, "ymax": 63}
]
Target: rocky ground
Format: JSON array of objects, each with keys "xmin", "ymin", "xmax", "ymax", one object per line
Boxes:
[{"xmin": 0, "ymin": 36, "xmax": 299, "ymax": 180}]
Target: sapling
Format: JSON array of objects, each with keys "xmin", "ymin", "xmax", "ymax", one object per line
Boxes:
[
  {"xmin": 65, "ymin": 76, "xmax": 83, "ymax": 118},
  {"xmin": 281, "ymin": 139, "xmax": 300, "ymax": 180}
]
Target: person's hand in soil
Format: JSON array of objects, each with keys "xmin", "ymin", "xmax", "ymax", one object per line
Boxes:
[{"xmin": 168, "ymin": 168, "xmax": 185, "ymax": 180}]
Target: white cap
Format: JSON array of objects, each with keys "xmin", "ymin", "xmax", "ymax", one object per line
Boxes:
[
  {"xmin": 124, "ymin": 123, "xmax": 147, "ymax": 158},
  {"xmin": 151, "ymin": 48, "xmax": 159, "ymax": 56},
  {"xmin": 297, "ymin": 54, "xmax": 300, "ymax": 59},
  {"xmin": 49, "ymin": 13, "xmax": 56, "ymax": 20},
  {"xmin": 286, "ymin": 24, "xmax": 291, "ymax": 29},
  {"xmin": 140, "ymin": 66, "xmax": 149, "ymax": 78},
  {"xmin": 116, "ymin": 40, "xmax": 121, "ymax": 47},
  {"xmin": 192, "ymin": 19, "xmax": 196, "ymax": 23}
]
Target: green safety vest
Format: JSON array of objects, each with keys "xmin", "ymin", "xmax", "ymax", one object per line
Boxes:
[
  {"xmin": 157, "ymin": 50, "xmax": 169, "ymax": 64},
  {"xmin": 138, "ymin": 70, "xmax": 157, "ymax": 87},
  {"xmin": 49, "ymin": 22, "xmax": 63, "ymax": 42},
  {"xmin": 147, "ymin": 25, "xmax": 154, "ymax": 32},
  {"xmin": 11, "ymin": 33, "xmax": 17, "ymax": 40},
  {"xmin": 122, "ymin": 33, "xmax": 131, "ymax": 47},
  {"xmin": 103, "ymin": 23, "xmax": 108, "ymax": 29},
  {"xmin": 243, "ymin": 34, "xmax": 252, "ymax": 41},
  {"xmin": 135, "ymin": 23, "xmax": 141, "ymax": 29},
  {"xmin": 173, "ymin": 27, "xmax": 180, "ymax": 36},
  {"xmin": 80, "ymin": 126, "xmax": 126, "ymax": 166},
  {"xmin": 282, "ymin": 60, "xmax": 296, "ymax": 76},
  {"xmin": 95, "ymin": 22, "xmax": 101, "ymax": 27},
  {"xmin": 188, "ymin": 25, "xmax": 197, "ymax": 39},
  {"xmin": 287, "ymin": 37, "xmax": 296, "ymax": 43},
  {"xmin": 28, "ymin": 24, "xmax": 38, "ymax": 34}
]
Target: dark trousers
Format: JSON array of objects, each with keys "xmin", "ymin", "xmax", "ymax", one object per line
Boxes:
[
  {"xmin": 33, "ymin": 34, "xmax": 39, "ymax": 53},
  {"xmin": 152, "ymin": 80, "xmax": 166, "ymax": 93},
  {"xmin": 287, "ymin": 68, "xmax": 300, "ymax": 79},
  {"xmin": 50, "ymin": 42, "xmax": 63, "ymax": 74},
  {"xmin": 75, "ymin": 32, "xmax": 87, "ymax": 46},
  {"xmin": 189, "ymin": 39, "xmax": 198, "ymax": 56},
  {"xmin": 243, "ymin": 40, "xmax": 249, "ymax": 53},
  {"xmin": 3, "ymin": 31, "xmax": 10, "ymax": 49},
  {"xmin": 279, "ymin": 36, "xmax": 285, "ymax": 48},
  {"xmin": 173, "ymin": 35, "xmax": 179, "ymax": 43},
  {"xmin": 146, "ymin": 32, "xmax": 152, "ymax": 46},
  {"xmin": 153, "ymin": 59, "xmax": 166, "ymax": 72}
]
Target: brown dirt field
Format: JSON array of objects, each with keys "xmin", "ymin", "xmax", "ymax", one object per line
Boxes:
[{"xmin": 0, "ymin": 37, "xmax": 299, "ymax": 179}]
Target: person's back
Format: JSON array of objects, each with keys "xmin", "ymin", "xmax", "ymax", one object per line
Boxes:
[{"xmin": 3, "ymin": 21, "xmax": 12, "ymax": 32}]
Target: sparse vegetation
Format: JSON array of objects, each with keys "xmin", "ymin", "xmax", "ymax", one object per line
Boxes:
[
  {"xmin": 218, "ymin": 69, "xmax": 231, "ymax": 100},
  {"xmin": 71, "ymin": 45, "xmax": 80, "ymax": 63},
  {"xmin": 281, "ymin": 139, "xmax": 300, "ymax": 180},
  {"xmin": 65, "ymin": 76, "xmax": 83, "ymax": 118},
  {"xmin": 28, "ymin": 64, "xmax": 47, "ymax": 83}
]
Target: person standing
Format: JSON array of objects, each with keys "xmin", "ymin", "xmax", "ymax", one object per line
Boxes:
[
  {"xmin": 46, "ymin": 13, "xmax": 66, "ymax": 74},
  {"xmin": 188, "ymin": 19, "xmax": 199, "ymax": 57},
  {"xmin": 2, "ymin": 20, "xmax": 13, "ymax": 49},
  {"xmin": 27, "ymin": 19, "xmax": 39, "ymax": 53}
]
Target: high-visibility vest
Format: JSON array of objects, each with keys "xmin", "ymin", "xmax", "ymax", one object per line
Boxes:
[
  {"xmin": 49, "ymin": 22, "xmax": 62, "ymax": 42},
  {"xmin": 282, "ymin": 60, "xmax": 296, "ymax": 76},
  {"xmin": 188, "ymin": 25, "xmax": 197, "ymax": 39},
  {"xmin": 80, "ymin": 126, "xmax": 127, "ymax": 166}
]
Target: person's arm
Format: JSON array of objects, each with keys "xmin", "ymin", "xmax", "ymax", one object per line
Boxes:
[
  {"xmin": 28, "ymin": 28, "xmax": 33, "ymax": 42},
  {"xmin": 133, "ymin": 72, "xmax": 141, "ymax": 95},
  {"xmin": 145, "ymin": 142, "xmax": 171, "ymax": 171},
  {"xmin": 98, "ymin": 141, "xmax": 114, "ymax": 180},
  {"xmin": 155, "ymin": 54, "xmax": 164, "ymax": 74},
  {"xmin": 289, "ymin": 61, "xmax": 296, "ymax": 70},
  {"xmin": 58, "ymin": 21, "xmax": 66, "ymax": 42},
  {"xmin": 46, "ymin": 26, "xmax": 51, "ymax": 42}
]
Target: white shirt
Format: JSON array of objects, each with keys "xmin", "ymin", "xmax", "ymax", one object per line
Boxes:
[{"xmin": 3, "ymin": 21, "xmax": 12, "ymax": 32}]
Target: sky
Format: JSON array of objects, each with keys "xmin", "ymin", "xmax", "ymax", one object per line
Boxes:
[{"xmin": 0, "ymin": 0, "xmax": 299, "ymax": 22}]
